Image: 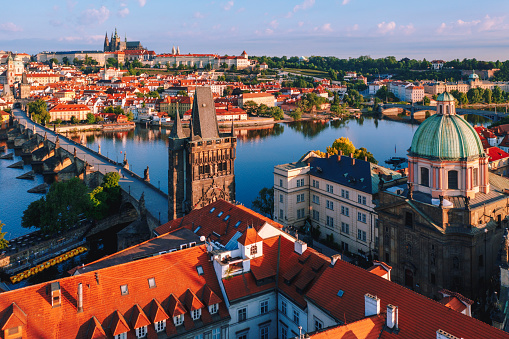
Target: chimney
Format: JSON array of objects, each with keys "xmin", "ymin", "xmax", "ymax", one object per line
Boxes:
[
  {"xmin": 330, "ymin": 254, "xmax": 341, "ymax": 266},
  {"xmin": 294, "ymin": 239, "xmax": 307, "ymax": 255},
  {"xmin": 77, "ymin": 283, "xmax": 83, "ymax": 313},
  {"xmin": 364, "ymin": 156, "xmax": 368, "ymax": 162},
  {"xmin": 386, "ymin": 304, "xmax": 398, "ymax": 329},
  {"xmin": 50, "ymin": 282, "xmax": 61, "ymax": 308},
  {"xmin": 364, "ymin": 293, "xmax": 380, "ymax": 317},
  {"xmin": 436, "ymin": 329, "xmax": 460, "ymax": 339},
  {"xmin": 350, "ymin": 153, "xmax": 355, "ymax": 165},
  {"xmin": 326, "ymin": 153, "xmax": 329, "ymax": 158}
]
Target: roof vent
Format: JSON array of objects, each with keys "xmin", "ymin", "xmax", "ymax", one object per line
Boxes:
[
  {"xmin": 294, "ymin": 240, "xmax": 307, "ymax": 255},
  {"xmin": 364, "ymin": 293, "xmax": 380, "ymax": 317},
  {"xmin": 50, "ymin": 282, "xmax": 61, "ymax": 308},
  {"xmin": 436, "ymin": 329, "xmax": 460, "ymax": 339},
  {"xmin": 77, "ymin": 283, "xmax": 83, "ymax": 313},
  {"xmin": 386, "ymin": 304, "xmax": 398, "ymax": 329}
]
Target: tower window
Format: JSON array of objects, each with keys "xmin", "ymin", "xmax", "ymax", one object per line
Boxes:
[
  {"xmin": 473, "ymin": 168, "xmax": 478, "ymax": 187},
  {"xmin": 405, "ymin": 212, "xmax": 413, "ymax": 228},
  {"xmin": 420, "ymin": 167, "xmax": 429, "ymax": 187},
  {"xmin": 448, "ymin": 170, "xmax": 458, "ymax": 189}
]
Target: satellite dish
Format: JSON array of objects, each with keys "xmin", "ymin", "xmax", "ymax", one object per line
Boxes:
[{"xmin": 199, "ymin": 236, "xmax": 206, "ymax": 242}]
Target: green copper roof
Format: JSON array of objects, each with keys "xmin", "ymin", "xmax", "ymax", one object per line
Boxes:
[
  {"xmin": 410, "ymin": 114, "xmax": 484, "ymax": 160},
  {"xmin": 436, "ymin": 92, "xmax": 455, "ymax": 102}
]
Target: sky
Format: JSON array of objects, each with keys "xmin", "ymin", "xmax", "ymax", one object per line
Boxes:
[{"xmin": 1, "ymin": 0, "xmax": 508, "ymax": 61}]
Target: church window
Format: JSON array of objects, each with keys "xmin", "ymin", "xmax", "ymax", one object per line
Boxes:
[
  {"xmin": 405, "ymin": 212, "xmax": 413, "ymax": 228},
  {"xmin": 448, "ymin": 170, "xmax": 458, "ymax": 189},
  {"xmin": 453, "ymin": 257, "xmax": 460, "ymax": 269},
  {"xmin": 473, "ymin": 168, "xmax": 479, "ymax": 187},
  {"xmin": 420, "ymin": 167, "xmax": 429, "ymax": 187},
  {"xmin": 479, "ymin": 254, "xmax": 484, "ymax": 267},
  {"xmin": 446, "ymin": 105, "xmax": 450, "ymax": 114},
  {"xmin": 439, "ymin": 105, "xmax": 443, "ymax": 114}
]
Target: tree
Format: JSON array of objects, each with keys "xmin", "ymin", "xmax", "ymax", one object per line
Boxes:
[
  {"xmin": 62, "ymin": 57, "xmax": 69, "ymax": 65},
  {"xmin": 252, "ymin": 187, "xmax": 274, "ymax": 219},
  {"xmin": 86, "ymin": 113, "xmax": 96, "ymax": 124},
  {"xmin": 176, "ymin": 90, "xmax": 188, "ymax": 96},
  {"xmin": 0, "ymin": 221, "xmax": 8, "ymax": 249},
  {"xmin": 354, "ymin": 147, "xmax": 378, "ymax": 164},
  {"xmin": 49, "ymin": 58, "xmax": 59, "ymax": 65},
  {"xmin": 243, "ymin": 101, "xmax": 259, "ymax": 115},
  {"xmin": 326, "ymin": 137, "xmax": 356, "ymax": 156},
  {"xmin": 22, "ymin": 178, "xmax": 94, "ymax": 234},
  {"xmin": 423, "ymin": 96, "xmax": 430, "ymax": 106},
  {"xmin": 289, "ymin": 108, "xmax": 302, "ymax": 121},
  {"xmin": 90, "ymin": 172, "xmax": 122, "ymax": 219},
  {"xmin": 28, "ymin": 99, "xmax": 51, "ymax": 124},
  {"xmin": 106, "ymin": 57, "xmax": 118, "ymax": 68},
  {"xmin": 70, "ymin": 116, "xmax": 78, "ymax": 124}
]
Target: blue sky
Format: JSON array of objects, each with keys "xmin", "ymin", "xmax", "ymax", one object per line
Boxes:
[{"xmin": 1, "ymin": 0, "xmax": 508, "ymax": 60}]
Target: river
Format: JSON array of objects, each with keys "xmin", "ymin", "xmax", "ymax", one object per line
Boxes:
[{"xmin": 0, "ymin": 117, "xmax": 422, "ymax": 239}]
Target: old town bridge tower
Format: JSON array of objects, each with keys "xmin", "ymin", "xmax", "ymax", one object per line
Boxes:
[{"xmin": 168, "ymin": 87, "xmax": 236, "ymax": 220}]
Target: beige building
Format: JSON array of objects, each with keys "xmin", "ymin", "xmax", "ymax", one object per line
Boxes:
[
  {"xmin": 54, "ymin": 90, "xmax": 76, "ymax": 102},
  {"xmin": 424, "ymin": 73, "xmax": 509, "ymax": 95},
  {"xmin": 238, "ymin": 92, "xmax": 275, "ymax": 108},
  {"xmin": 27, "ymin": 73, "xmax": 61, "ymax": 85},
  {"xmin": 159, "ymin": 96, "xmax": 193, "ymax": 117},
  {"xmin": 274, "ymin": 152, "xmax": 401, "ymax": 258},
  {"xmin": 49, "ymin": 104, "xmax": 91, "ymax": 122}
]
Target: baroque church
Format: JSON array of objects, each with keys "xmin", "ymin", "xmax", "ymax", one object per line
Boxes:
[
  {"xmin": 377, "ymin": 92, "xmax": 509, "ymax": 300},
  {"xmin": 168, "ymin": 87, "xmax": 236, "ymax": 220},
  {"xmin": 103, "ymin": 28, "xmax": 144, "ymax": 52}
]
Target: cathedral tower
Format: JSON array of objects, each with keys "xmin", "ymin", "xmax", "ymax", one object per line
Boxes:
[
  {"xmin": 104, "ymin": 32, "xmax": 110, "ymax": 52},
  {"xmin": 168, "ymin": 87, "xmax": 236, "ymax": 220}
]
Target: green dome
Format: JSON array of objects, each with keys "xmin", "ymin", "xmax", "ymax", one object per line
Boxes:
[
  {"xmin": 436, "ymin": 92, "xmax": 455, "ymax": 102},
  {"xmin": 410, "ymin": 114, "xmax": 484, "ymax": 160}
]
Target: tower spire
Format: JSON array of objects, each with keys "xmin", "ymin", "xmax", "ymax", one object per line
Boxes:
[{"xmin": 169, "ymin": 107, "xmax": 186, "ymax": 139}]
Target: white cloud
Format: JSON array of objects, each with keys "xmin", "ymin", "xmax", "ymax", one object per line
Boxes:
[
  {"xmin": 351, "ymin": 24, "xmax": 359, "ymax": 31},
  {"xmin": 436, "ymin": 22, "xmax": 447, "ymax": 34},
  {"xmin": 479, "ymin": 15, "xmax": 505, "ymax": 31},
  {"xmin": 223, "ymin": 0, "xmax": 234, "ymax": 10},
  {"xmin": 322, "ymin": 23, "xmax": 333, "ymax": 32},
  {"xmin": 342, "ymin": 0, "xmax": 351, "ymax": 4},
  {"xmin": 118, "ymin": 8, "xmax": 130, "ymax": 18},
  {"xmin": 293, "ymin": 0, "xmax": 315, "ymax": 13},
  {"xmin": 265, "ymin": 28, "xmax": 274, "ymax": 35},
  {"xmin": 79, "ymin": 6, "xmax": 110, "ymax": 25},
  {"xmin": 194, "ymin": 12, "xmax": 205, "ymax": 19},
  {"xmin": 59, "ymin": 36, "xmax": 82, "ymax": 42},
  {"xmin": 269, "ymin": 20, "xmax": 278, "ymax": 29},
  {"xmin": 399, "ymin": 23, "xmax": 415, "ymax": 35},
  {"xmin": 138, "ymin": 0, "xmax": 147, "ymax": 7},
  {"xmin": 377, "ymin": 21, "xmax": 396, "ymax": 34},
  {"xmin": 0, "ymin": 22, "xmax": 23, "ymax": 32},
  {"xmin": 436, "ymin": 16, "xmax": 505, "ymax": 36}
]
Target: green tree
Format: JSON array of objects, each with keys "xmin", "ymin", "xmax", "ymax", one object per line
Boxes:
[
  {"xmin": 106, "ymin": 57, "xmax": 119, "ymax": 68},
  {"xmin": 269, "ymin": 106, "xmax": 284, "ymax": 121},
  {"xmin": 484, "ymin": 89, "xmax": 492, "ymax": 104},
  {"xmin": 0, "ymin": 221, "xmax": 8, "ymax": 249},
  {"xmin": 326, "ymin": 137, "xmax": 356, "ymax": 155},
  {"xmin": 243, "ymin": 101, "xmax": 259, "ymax": 115},
  {"xmin": 252, "ymin": 187, "xmax": 274, "ymax": 219},
  {"xmin": 354, "ymin": 147, "xmax": 378, "ymax": 164},
  {"xmin": 422, "ymin": 96, "xmax": 430, "ymax": 106},
  {"xmin": 176, "ymin": 90, "xmax": 188, "ymax": 96},
  {"xmin": 89, "ymin": 172, "xmax": 122, "ymax": 219},
  {"xmin": 70, "ymin": 116, "xmax": 78, "ymax": 124},
  {"xmin": 86, "ymin": 113, "xmax": 96, "ymax": 124},
  {"xmin": 22, "ymin": 178, "xmax": 93, "ymax": 234},
  {"xmin": 28, "ymin": 99, "xmax": 51, "ymax": 124},
  {"xmin": 62, "ymin": 57, "xmax": 69, "ymax": 65},
  {"xmin": 289, "ymin": 108, "xmax": 302, "ymax": 121}
]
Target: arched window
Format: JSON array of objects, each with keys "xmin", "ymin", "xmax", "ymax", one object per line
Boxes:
[
  {"xmin": 420, "ymin": 167, "xmax": 429, "ymax": 187},
  {"xmin": 448, "ymin": 170, "xmax": 458, "ymax": 189},
  {"xmin": 453, "ymin": 256, "xmax": 460, "ymax": 269},
  {"xmin": 439, "ymin": 105, "xmax": 443, "ymax": 114},
  {"xmin": 446, "ymin": 105, "xmax": 450, "ymax": 114},
  {"xmin": 473, "ymin": 168, "xmax": 479, "ymax": 187}
]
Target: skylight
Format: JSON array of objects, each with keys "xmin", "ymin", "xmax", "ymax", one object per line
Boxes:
[
  {"xmin": 196, "ymin": 266, "xmax": 204, "ymax": 276},
  {"xmin": 224, "ymin": 215, "xmax": 230, "ymax": 221},
  {"xmin": 218, "ymin": 211, "xmax": 224, "ymax": 217},
  {"xmin": 337, "ymin": 290, "xmax": 344, "ymax": 297},
  {"xmin": 193, "ymin": 226, "xmax": 201, "ymax": 233},
  {"xmin": 148, "ymin": 277, "xmax": 156, "ymax": 289},
  {"xmin": 210, "ymin": 207, "xmax": 216, "ymax": 213},
  {"xmin": 235, "ymin": 221, "xmax": 241, "ymax": 228}
]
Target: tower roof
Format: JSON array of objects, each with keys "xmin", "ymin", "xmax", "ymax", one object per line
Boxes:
[
  {"xmin": 169, "ymin": 108, "xmax": 186, "ymax": 139},
  {"xmin": 191, "ymin": 87, "xmax": 220, "ymax": 140},
  {"xmin": 436, "ymin": 92, "xmax": 455, "ymax": 102}
]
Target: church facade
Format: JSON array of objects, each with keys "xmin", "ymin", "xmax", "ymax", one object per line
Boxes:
[
  {"xmin": 168, "ymin": 87, "xmax": 236, "ymax": 220},
  {"xmin": 377, "ymin": 92, "xmax": 509, "ymax": 300}
]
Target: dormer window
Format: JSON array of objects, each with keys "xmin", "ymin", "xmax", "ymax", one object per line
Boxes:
[
  {"xmin": 50, "ymin": 282, "xmax": 61, "ymax": 307},
  {"xmin": 120, "ymin": 284, "xmax": 129, "ymax": 296},
  {"xmin": 115, "ymin": 333, "xmax": 127, "ymax": 339},
  {"xmin": 250, "ymin": 245, "xmax": 258, "ymax": 255},
  {"xmin": 135, "ymin": 326, "xmax": 147, "ymax": 338},
  {"xmin": 191, "ymin": 308, "xmax": 202, "ymax": 320},
  {"xmin": 173, "ymin": 314, "xmax": 184, "ymax": 326},
  {"xmin": 148, "ymin": 277, "xmax": 156, "ymax": 289},
  {"xmin": 209, "ymin": 303, "xmax": 218, "ymax": 314},
  {"xmin": 155, "ymin": 320, "xmax": 166, "ymax": 333}
]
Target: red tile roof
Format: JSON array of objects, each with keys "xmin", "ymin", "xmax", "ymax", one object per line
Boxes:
[
  {"xmin": 129, "ymin": 304, "xmax": 151, "ymax": 329},
  {"xmin": 305, "ymin": 259, "xmax": 509, "ymax": 339},
  {"xmin": 309, "ymin": 314, "xmax": 385, "ymax": 338},
  {"xmin": 110, "ymin": 310, "xmax": 130, "ymax": 336},
  {"xmin": 87, "ymin": 316, "xmax": 107, "ymax": 339},
  {"xmin": 148, "ymin": 299, "xmax": 169, "ymax": 323},
  {"xmin": 201, "ymin": 285, "xmax": 222, "ymax": 306},
  {"xmin": 184, "ymin": 289, "xmax": 205, "ymax": 311},
  {"xmin": 237, "ymin": 227, "xmax": 262, "ymax": 246},
  {"xmin": 0, "ymin": 303, "xmax": 27, "ymax": 330},
  {"xmin": 486, "ymin": 147, "xmax": 509, "ymax": 162},
  {"xmin": 439, "ymin": 296, "xmax": 467, "ymax": 313}
]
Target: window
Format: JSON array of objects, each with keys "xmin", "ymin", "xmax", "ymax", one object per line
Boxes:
[
  {"xmin": 174, "ymin": 314, "xmax": 184, "ymax": 326},
  {"xmin": 293, "ymin": 309, "xmax": 300, "ymax": 325},
  {"xmin": 448, "ymin": 170, "xmax": 458, "ymax": 189},
  {"xmin": 209, "ymin": 303, "xmax": 218, "ymax": 314},
  {"xmin": 297, "ymin": 193, "xmax": 305, "ymax": 203},
  {"xmin": 312, "ymin": 195, "xmax": 320, "ymax": 205},
  {"xmin": 148, "ymin": 277, "xmax": 156, "ymax": 288},
  {"xmin": 237, "ymin": 334, "xmax": 247, "ymax": 339},
  {"xmin": 260, "ymin": 326, "xmax": 269, "ymax": 339},
  {"xmin": 385, "ymin": 252, "xmax": 390, "ymax": 263},
  {"xmin": 191, "ymin": 309, "xmax": 201, "ymax": 320},
  {"xmin": 326, "ymin": 200, "xmax": 334, "ymax": 210},
  {"xmin": 326, "ymin": 184, "xmax": 333, "ymax": 193},
  {"xmin": 358, "ymin": 195, "xmax": 367, "ymax": 205},
  {"xmin": 260, "ymin": 300, "xmax": 268, "ymax": 314},
  {"xmin": 341, "ymin": 189, "xmax": 349, "ymax": 199},
  {"xmin": 212, "ymin": 328, "xmax": 221, "ymax": 339},
  {"xmin": 341, "ymin": 206, "xmax": 349, "ymax": 216},
  {"xmin": 296, "ymin": 178, "xmax": 304, "ymax": 187},
  {"xmin": 430, "ymin": 273, "xmax": 436, "ymax": 284},
  {"xmin": 281, "ymin": 325, "xmax": 288, "ymax": 339},
  {"xmin": 479, "ymin": 254, "xmax": 484, "ymax": 267},
  {"xmin": 297, "ymin": 208, "xmax": 305, "ymax": 219},
  {"xmin": 421, "ymin": 167, "xmax": 429, "ymax": 187},
  {"xmin": 341, "ymin": 222, "xmax": 349, "ymax": 234},
  {"xmin": 473, "ymin": 168, "xmax": 479, "ymax": 187},
  {"xmin": 224, "ymin": 215, "xmax": 230, "ymax": 221},
  {"xmin": 280, "ymin": 179, "xmax": 283, "ymax": 187},
  {"xmin": 281, "ymin": 300, "xmax": 287, "ymax": 315},
  {"xmin": 120, "ymin": 284, "xmax": 129, "ymax": 296},
  {"xmin": 195, "ymin": 335, "xmax": 203, "ymax": 339},
  {"xmin": 196, "ymin": 266, "xmax": 204, "ymax": 275},
  {"xmin": 280, "ymin": 194, "xmax": 283, "ymax": 203},
  {"xmin": 155, "ymin": 320, "xmax": 166, "ymax": 332},
  {"xmin": 279, "ymin": 209, "xmax": 284, "ymax": 219},
  {"xmin": 312, "ymin": 180, "xmax": 319, "ymax": 188},
  {"xmin": 326, "ymin": 216, "xmax": 334, "ymax": 227},
  {"xmin": 238, "ymin": 307, "xmax": 247, "ymax": 322},
  {"xmin": 312, "ymin": 210, "xmax": 319, "ymax": 221},
  {"xmin": 357, "ymin": 212, "xmax": 366, "ymax": 223},
  {"xmin": 357, "ymin": 230, "xmax": 366, "ymax": 242},
  {"xmin": 115, "ymin": 333, "xmax": 127, "ymax": 339},
  {"xmin": 251, "ymin": 245, "xmax": 258, "ymax": 255},
  {"xmin": 453, "ymin": 257, "xmax": 460, "ymax": 269},
  {"xmin": 136, "ymin": 326, "xmax": 147, "ymax": 338},
  {"xmin": 405, "ymin": 212, "xmax": 413, "ymax": 228},
  {"xmin": 218, "ymin": 211, "xmax": 224, "ymax": 217},
  {"xmin": 235, "ymin": 221, "xmax": 241, "ymax": 228},
  {"xmin": 314, "ymin": 317, "xmax": 324, "ymax": 331}
]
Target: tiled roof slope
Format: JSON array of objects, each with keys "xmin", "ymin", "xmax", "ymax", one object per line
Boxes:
[
  {"xmin": 154, "ymin": 199, "xmax": 283, "ymax": 246},
  {"xmin": 305, "ymin": 259, "xmax": 509, "ymax": 339},
  {"xmin": 223, "ymin": 236, "xmax": 330, "ymax": 308},
  {"xmin": 0, "ymin": 245, "xmax": 229, "ymax": 338},
  {"xmin": 309, "ymin": 315, "xmax": 385, "ymax": 338}
]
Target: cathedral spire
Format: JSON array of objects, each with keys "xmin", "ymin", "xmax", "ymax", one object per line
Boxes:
[
  {"xmin": 190, "ymin": 87, "xmax": 220, "ymax": 140},
  {"xmin": 169, "ymin": 108, "xmax": 186, "ymax": 139}
]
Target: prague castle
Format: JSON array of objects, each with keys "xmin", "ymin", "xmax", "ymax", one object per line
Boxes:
[{"xmin": 103, "ymin": 28, "xmax": 144, "ymax": 52}]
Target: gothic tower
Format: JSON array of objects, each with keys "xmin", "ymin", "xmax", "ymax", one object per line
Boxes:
[
  {"xmin": 104, "ymin": 32, "xmax": 110, "ymax": 52},
  {"xmin": 168, "ymin": 87, "xmax": 236, "ymax": 220},
  {"xmin": 6, "ymin": 54, "xmax": 14, "ymax": 86}
]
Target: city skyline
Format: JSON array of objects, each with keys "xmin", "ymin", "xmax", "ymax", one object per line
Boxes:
[{"xmin": 0, "ymin": 0, "xmax": 508, "ymax": 60}]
